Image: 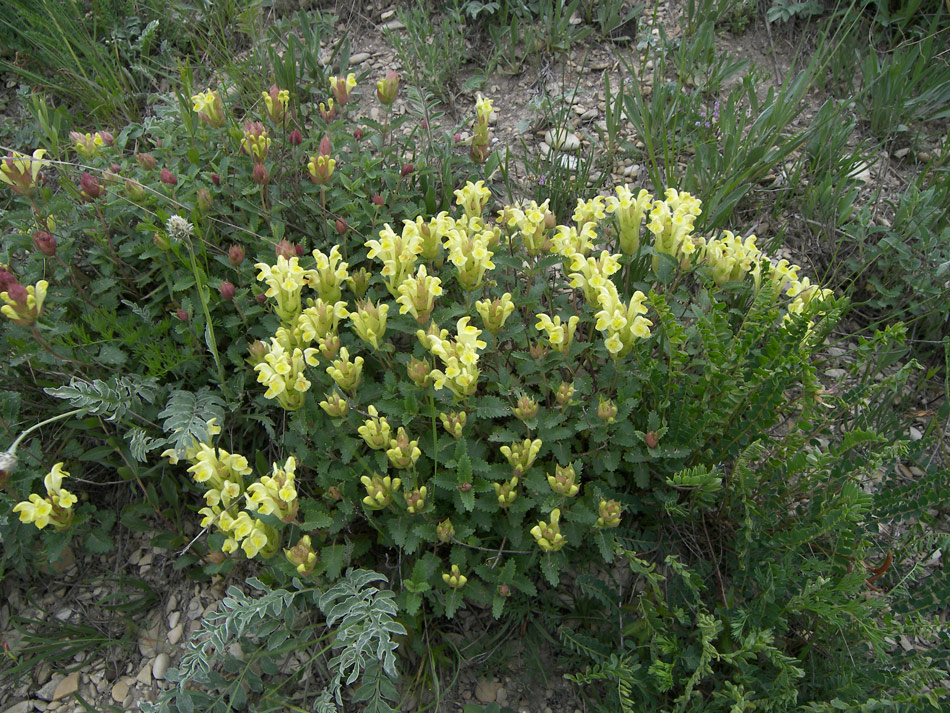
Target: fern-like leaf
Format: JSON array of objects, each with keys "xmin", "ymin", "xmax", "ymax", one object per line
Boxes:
[
  {"xmin": 159, "ymin": 389, "xmax": 225, "ymax": 456},
  {"xmin": 45, "ymin": 375, "xmax": 157, "ymax": 422}
]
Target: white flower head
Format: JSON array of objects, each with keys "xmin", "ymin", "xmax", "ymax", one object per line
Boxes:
[{"xmin": 166, "ymin": 215, "xmax": 194, "ymax": 240}]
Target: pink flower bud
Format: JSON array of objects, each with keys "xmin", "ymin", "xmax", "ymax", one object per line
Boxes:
[
  {"xmin": 110, "ymin": 163, "xmax": 121, "ymax": 174},
  {"xmin": 0, "ymin": 266, "xmax": 17, "ymax": 293},
  {"xmin": 319, "ymin": 135, "xmax": 332, "ymax": 156},
  {"xmin": 372, "ymin": 193, "xmax": 384, "ymax": 206},
  {"xmin": 275, "ymin": 240, "xmax": 295, "ymax": 259},
  {"xmin": 176, "ymin": 308, "xmax": 190, "ymax": 322},
  {"xmin": 7, "ymin": 282, "xmax": 28, "ymax": 305},
  {"xmin": 421, "ymin": 119, "xmax": 428, "ymax": 129},
  {"xmin": 454, "ymin": 133, "xmax": 462, "ymax": 143},
  {"xmin": 255, "ymin": 293, "xmax": 267, "ymax": 306},
  {"xmin": 335, "ymin": 218, "xmax": 348, "ymax": 236},
  {"xmin": 219, "ymin": 281, "xmax": 236, "ymax": 300},
  {"xmin": 160, "ymin": 168, "xmax": 177, "ymax": 185},
  {"xmin": 401, "ymin": 163, "xmax": 414, "ymax": 176},
  {"xmin": 228, "ymin": 244, "xmax": 245, "ymax": 266},
  {"xmin": 32, "ymin": 230, "xmax": 56, "ymax": 256},
  {"xmin": 79, "ymin": 172, "xmax": 103, "ymax": 201},
  {"xmin": 353, "ymin": 128, "xmax": 364, "ymax": 141},
  {"xmin": 294, "ymin": 243, "xmax": 306, "ymax": 257},
  {"xmin": 211, "ymin": 173, "xmax": 220, "ymax": 186},
  {"xmin": 99, "ymin": 131, "xmax": 115, "ymax": 146},
  {"xmin": 288, "ymin": 129, "xmax": 302, "ymax": 146},
  {"xmin": 136, "ymin": 153, "xmax": 157, "ymax": 170},
  {"xmin": 645, "ymin": 431, "xmax": 659, "ymax": 448},
  {"xmin": 252, "ymin": 163, "xmax": 269, "ymax": 185}
]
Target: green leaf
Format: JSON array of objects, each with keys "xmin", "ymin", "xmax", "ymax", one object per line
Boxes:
[
  {"xmin": 540, "ymin": 554, "xmax": 560, "ymax": 587},
  {"xmin": 322, "ymin": 544, "xmax": 346, "ymax": 580}
]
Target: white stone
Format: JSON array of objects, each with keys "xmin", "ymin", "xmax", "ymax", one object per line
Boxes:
[
  {"xmin": 909, "ymin": 427, "xmax": 922, "ymax": 441},
  {"xmin": 152, "ymin": 653, "xmax": 171, "ymax": 681},
  {"xmin": 558, "ymin": 154, "xmax": 579, "ymax": 171},
  {"xmin": 623, "ymin": 164, "xmax": 640, "ymax": 178},
  {"xmin": 349, "ymin": 52, "xmax": 371, "ymax": 65},
  {"xmin": 167, "ymin": 611, "xmax": 181, "ymax": 630},
  {"xmin": 382, "ymin": 19, "xmax": 405, "ymax": 30},
  {"xmin": 167, "ymin": 623, "xmax": 184, "ymax": 646}
]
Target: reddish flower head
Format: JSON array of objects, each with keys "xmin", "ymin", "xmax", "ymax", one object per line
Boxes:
[
  {"xmin": 160, "ymin": 168, "xmax": 177, "ymax": 185},
  {"xmin": 79, "ymin": 172, "xmax": 104, "ymax": 201},
  {"xmin": 32, "ymin": 230, "xmax": 56, "ymax": 257}
]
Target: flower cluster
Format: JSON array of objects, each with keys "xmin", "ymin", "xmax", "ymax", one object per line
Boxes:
[
  {"xmin": 366, "ymin": 222, "xmax": 426, "ymax": 295},
  {"xmin": 191, "ymin": 89, "xmax": 225, "ymax": 127},
  {"xmin": 165, "ymin": 426, "xmax": 286, "ymax": 561},
  {"xmin": 70, "ymin": 130, "xmax": 113, "ymax": 159},
  {"xmin": 256, "ymin": 255, "xmax": 309, "ymax": 323},
  {"xmin": 253, "ymin": 337, "xmax": 319, "ymax": 410},
  {"xmin": 605, "ymin": 186, "xmax": 653, "ymax": 254},
  {"xmin": 246, "ymin": 456, "xmax": 299, "ymax": 522},
  {"xmin": 12, "ymin": 463, "xmax": 77, "ymax": 531},
  {"xmin": 471, "ymin": 94, "xmax": 493, "ymax": 162},
  {"xmin": 418, "ymin": 317, "xmax": 487, "ymax": 398},
  {"xmin": 396, "ymin": 265, "xmax": 442, "ymax": 324},
  {"xmin": 1, "ymin": 278, "xmax": 48, "ymax": 327},
  {"xmin": 0, "ymin": 149, "xmax": 47, "ymax": 196},
  {"xmin": 262, "ymin": 85, "xmax": 290, "ymax": 123}
]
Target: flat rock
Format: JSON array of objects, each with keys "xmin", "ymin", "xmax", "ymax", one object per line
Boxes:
[
  {"xmin": 136, "ymin": 663, "xmax": 152, "ymax": 685},
  {"xmin": 167, "ymin": 623, "xmax": 184, "ymax": 646},
  {"xmin": 382, "ymin": 19, "xmax": 405, "ymax": 30},
  {"xmin": 349, "ymin": 52, "xmax": 371, "ymax": 65},
  {"xmin": 36, "ymin": 677, "xmax": 62, "ymax": 702},
  {"xmin": 2, "ymin": 702, "xmax": 32, "ymax": 713},
  {"xmin": 475, "ymin": 679, "xmax": 501, "ymax": 703},
  {"xmin": 111, "ymin": 679, "xmax": 130, "ymax": 704},
  {"xmin": 52, "ymin": 673, "xmax": 79, "ymax": 700}
]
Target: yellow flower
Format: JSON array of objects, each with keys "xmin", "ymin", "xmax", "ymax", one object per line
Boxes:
[
  {"xmin": 361, "ymin": 473, "xmax": 401, "ymax": 510},
  {"xmin": 191, "ymin": 89, "xmax": 224, "ymax": 127},
  {"xmin": 396, "ymin": 265, "xmax": 442, "ymax": 324},
  {"xmin": 499, "ymin": 439, "xmax": 542, "ymax": 475},
  {"xmin": 442, "ymin": 564, "xmax": 467, "ymax": 588},
  {"xmin": 307, "ymin": 245, "xmax": 349, "ymax": 303},
  {"xmin": 535, "ymin": 313, "xmax": 579, "ymax": 354},
  {"xmin": 326, "ymin": 347, "xmax": 364, "ymax": 393},
  {"xmin": 530, "ymin": 509, "xmax": 567, "ymax": 552},
  {"xmin": 475, "ymin": 296, "xmax": 513, "ymax": 336},
  {"xmin": 13, "ymin": 494, "xmax": 53, "ymax": 530},
  {"xmin": 454, "ymin": 180, "xmax": 492, "ymax": 218},
  {"xmin": 349, "ymin": 299, "xmax": 389, "ymax": 350},
  {"xmin": 358, "ymin": 405, "xmax": 392, "ymax": 450},
  {"xmin": 256, "ymin": 255, "xmax": 309, "ymax": 324},
  {"xmin": 0, "ymin": 149, "xmax": 47, "ymax": 196}
]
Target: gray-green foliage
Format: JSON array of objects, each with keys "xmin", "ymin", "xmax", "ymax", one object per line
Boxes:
[
  {"xmin": 319, "ymin": 569, "xmax": 407, "ymax": 708},
  {"xmin": 140, "ymin": 570, "xmax": 404, "ymax": 713}
]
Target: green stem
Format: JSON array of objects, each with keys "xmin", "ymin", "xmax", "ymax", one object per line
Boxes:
[
  {"xmin": 5, "ymin": 407, "xmax": 85, "ymax": 458},
  {"xmin": 183, "ymin": 238, "xmax": 233, "ymax": 403}
]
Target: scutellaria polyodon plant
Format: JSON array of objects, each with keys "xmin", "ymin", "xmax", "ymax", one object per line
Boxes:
[{"xmin": 163, "ymin": 180, "xmax": 837, "ymax": 617}]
